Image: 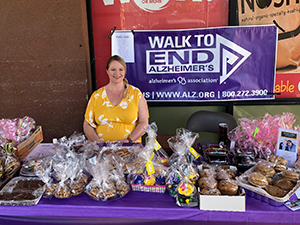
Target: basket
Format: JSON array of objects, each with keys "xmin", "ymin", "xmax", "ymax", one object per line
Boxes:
[
  {"xmin": 236, "ymin": 165, "xmax": 300, "ymax": 206},
  {"xmin": 131, "ymin": 184, "xmax": 166, "ymax": 193}
]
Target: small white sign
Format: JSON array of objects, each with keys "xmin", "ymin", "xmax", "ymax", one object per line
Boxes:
[
  {"xmin": 276, "ymin": 128, "xmax": 299, "ymax": 167},
  {"xmin": 111, "ymin": 30, "xmax": 135, "ymax": 63}
]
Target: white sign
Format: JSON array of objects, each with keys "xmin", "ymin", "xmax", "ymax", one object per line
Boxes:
[
  {"xmin": 276, "ymin": 128, "xmax": 299, "ymax": 167},
  {"xmin": 111, "ymin": 31, "xmax": 135, "ymax": 63}
]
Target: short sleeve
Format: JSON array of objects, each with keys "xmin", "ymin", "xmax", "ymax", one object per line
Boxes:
[{"xmin": 84, "ymin": 92, "xmax": 97, "ymax": 128}]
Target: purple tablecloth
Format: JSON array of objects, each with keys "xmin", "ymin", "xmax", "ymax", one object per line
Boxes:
[
  {"xmin": 3, "ymin": 143, "xmax": 297, "ymax": 225},
  {"xmin": 0, "ymin": 191, "xmax": 299, "ymax": 225}
]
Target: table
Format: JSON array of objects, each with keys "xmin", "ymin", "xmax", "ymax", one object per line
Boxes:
[
  {"xmin": 0, "ymin": 189, "xmax": 299, "ymax": 225},
  {"xmin": 1, "ymin": 144, "xmax": 299, "ymax": 225}
]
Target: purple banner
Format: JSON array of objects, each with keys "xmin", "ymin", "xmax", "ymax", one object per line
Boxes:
[{"xmin": 126, "ymin": 25, "xmax": 277, "ymax": 101}]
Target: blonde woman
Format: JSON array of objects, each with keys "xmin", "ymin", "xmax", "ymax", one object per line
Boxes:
[{"xmin": 83, "ymin": 55, "xmax": 149, "ymax": 143}]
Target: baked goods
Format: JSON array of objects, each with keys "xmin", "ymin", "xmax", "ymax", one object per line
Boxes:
[
  {"xmin": 115, "ymin": 148, "xmax": 133, "ymax": 159},
  {"xmin": 269, "ymin": 155, "xmax": 287, "ymax": 172},
  {"xmin": 216, "ymin": 169, "xmax": 235, "ymax": 180},
  {"xmin": 198, "ymin": 165, "xmax": 240, "ymax": 196},
  {"xmin": 273, "ymin": 178, "xmax": 294, "ymax": 191},
  {"xmin": 282, "ymin": 170, "xmax": 300, "ymax": 182},
  {"xmin": 198, "ymin": 177, "xmax": 218, "ymax": 190},
  {"xmin": 200, "ymin": 188, "xmax": 221, "ymax": 195},
  {"xmin": 45, "ymin": 183, "xmax": 58, "ymax": 196},
  {"xmin": 69, "ymin": 181, "xmax": 84, "ymax": 196},
  {"xmin": 267, "ymin": 177, "xmax": 273, "ymax": 184},
  {"xmin": 75, "ymin": 173, "xmax": 89, "ymax": 184},
  {"xmin": 176, "ymin": 178, "xmax": 198, "ymax": 207},
  {"xmin": 4, "ymin": 156, "xmax": 20, "ymax": 175},
  {"xmin": 255, "ymin": 162, "xmax": 276, "ymax": 177},
  {"xmin": 86, "ymin": 180, "xmax": 117, "ymax": 201},
  {"xmin": 248, "ymin": 172, "xmax": 268, "ymax": 187},
  {"xmin": 54, "ymin": 187, "xmax": 71, "ymax": 199},
  {"xmin": 116, "ymin": 183, "xmax": 130, "ymax": 196},
  {"xmin": 218, "ymin": 179, "xmax": 239, "ymax": 196},
  {"xmin": 264, "ymin": 185, "xmax": 287, "ymax": 197},
  {"xmin": 87, "ymin": 186, "xmax": 100, "ymax": 199},
  {"xmin": 200, "ymin": 168, "xmax": 216, "ymax": 178},
  {"xmin": 102, "ymin": 149, "xmax": 113, "ymax": 157},
  {"xmin": 205, "ymin": 147, "xmax": 229, "ymax": 164}
]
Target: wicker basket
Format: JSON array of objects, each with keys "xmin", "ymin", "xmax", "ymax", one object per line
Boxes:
[{"xmin": 131, "ymin": 184, "xmax": 166, "ymax": 193}]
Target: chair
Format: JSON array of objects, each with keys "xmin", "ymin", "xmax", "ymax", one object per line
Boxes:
[{"xmin": 186, "ymin": 110, "xmax": 238, "ymax": 134}]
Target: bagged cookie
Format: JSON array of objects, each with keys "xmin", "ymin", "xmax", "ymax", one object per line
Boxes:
[
  {"xmin": 144, "ymin": 122, "xmax": 169, "ymax": 166},
  {"xmin": 128, "ymin": 133, "xmax": 168, "ymax": 193},
  {"xmin": 34, "ymin": 157, "xmax": 56, "ymax": 197},
  {"xmin": 1, "ymin": 141, "xmax": 20, "ymax": 176},
  {"xmin": 176, "ymin": 176, "xmax": 198, "ymax": 207},
  {"xmin": 167, "ymin": 128, "xmax": 200, "ymax": 167}
]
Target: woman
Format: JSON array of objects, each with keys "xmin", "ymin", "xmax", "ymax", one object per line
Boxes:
[
  {"xmin": 83, "ymin": 55, "xmax": 149, "ymax": 143},
  {"xmin": 287, "ymin": 140, "xmax": 296, "ymax": 152}
]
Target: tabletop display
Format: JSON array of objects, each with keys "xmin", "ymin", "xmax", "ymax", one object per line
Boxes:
[{"xmin": 0, "ymin": 114, "xmax": 300, "ymax": 224}]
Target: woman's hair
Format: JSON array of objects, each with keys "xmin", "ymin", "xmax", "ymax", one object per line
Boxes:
[{"xmin": 106, "ymin": 55, "xmax": 128, "ymax": 97}]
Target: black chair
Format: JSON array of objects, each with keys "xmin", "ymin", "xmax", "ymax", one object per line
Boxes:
[{"xmin": 186, "ymin": 110, "xmax": 238, "ymax": 134}]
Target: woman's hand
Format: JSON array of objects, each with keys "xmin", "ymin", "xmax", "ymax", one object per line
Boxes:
[
  {"xmin": 83, "ymin": 120, "xmax": 101, "ymax": 142},
  {"xmin": 120, "ymin": 138, "xmax": 130, "ymax": 143}
]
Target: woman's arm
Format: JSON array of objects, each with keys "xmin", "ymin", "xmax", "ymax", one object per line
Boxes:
[
  {"xmin": 123, "ymin": 95, "xmax": 149, "ymax": 142},
  {"xmin": 83, "ymin": 120, "xmax": 101, "ymax": 142}
]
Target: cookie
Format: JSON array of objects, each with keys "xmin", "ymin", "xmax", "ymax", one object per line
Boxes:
[
  {"xmin": 69, "ymin": 182, "xmax": 84, "ymax": 196},
  {"xmin": 200, "ymin": 188, "xmax": 221, "ymax": 195},
  {"xmin": 282, "ymin": 170, "xmax": 300, "ymax": 182},
  {"xmin": 4, "ymin": 157, "xmax": 20, "ymax": 175},
  {"xmin": 267, "ymin": 177, "xmax": 273, "ymax": 184},
  {"xmin": 116, "ymin": 184, "xmax": 130, "ymax": 196},
  {"xmin": 198, "ymin": 177, "xmax": 218, "ymax": 190},
  {"xmin": 265, "ymin": 185, "xmax": 287, "ymax": 197},
  {"xmin": 256, "ymin": 162, "xmax": 276, "ymax": 177},
  {"xmin": 45, "ymin": 183, "xmax": 58, "ymax": 196},
  {"xmin": 218, "ymin": 179, "xmax": 239, "ymax": 196},
  {"xmin": 273, "ymin": 178, "xmax": 295, "ymax": 191},
  {"xmin": 54, "ymin": 187, "xmax": 71, "ymax": 198},
  {"xmin": 87, "ymin": 187, "xmax": 100, "ymax": 199},
  {"xmin": 216, "ymin": 169, "xmax": 235, "ymax": 180},
  {"xmin": 116, "ymin": 148, "xmax": 133, "ymax": 159},
  {"xmin": 248, "ymin": 172, "xmax": 268, "ymax": 187},
  {"xmin": 199, "ymin": 168, "xmax": 216, "ymax": 178},
  {"xmin": 75, "ymin": 173, "xmax": 89, "ymax": 184},
  {"xmin": 102, "ymin": 149, "xmax": 113, "ymax": 157},
  {"xmin": 269, "ymin": 155, "xmax": 287, "ymax": 172},
  {"xmin": 102, "ymin": 189, "xmax": 117, "ymax": 199},
  {"xmin": 216, "ymin": 169, "xmax": 230, "ymax": 180}
]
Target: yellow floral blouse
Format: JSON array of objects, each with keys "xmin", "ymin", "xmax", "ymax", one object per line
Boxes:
[{"xmin": 84, "ymin": 85, "xmax": 144, "ymax": 142}]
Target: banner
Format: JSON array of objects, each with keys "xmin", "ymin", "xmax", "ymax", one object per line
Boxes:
[
  {"xmin": 236, "ymin": 0, "xmax": 300, "ymax": 98},
  {"xmin": 113, "ymin": 26, "xmax": 277, "ymax": 101},
  {"xmin": 91, "ymin": 0, "xmax": 229, "ymax": 88}
]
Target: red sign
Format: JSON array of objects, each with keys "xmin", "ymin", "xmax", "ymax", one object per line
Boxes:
[
  {"xmin": 236, "ymin": 0, "xmax": 300, "ymax": 99},
  {"xmin": 91, "ymin": 0, "xmax": 229, "ymax": 88},
  {"xmin": 275, "ymin": 73, "xmax": 300, "ymax": 98}
]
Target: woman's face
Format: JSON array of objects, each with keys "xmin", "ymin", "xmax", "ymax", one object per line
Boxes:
[{"xmin": 106, "ymin": 60, "xmax": 125, "ymax": 84}]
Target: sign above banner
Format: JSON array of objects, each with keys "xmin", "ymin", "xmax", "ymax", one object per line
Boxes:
[
  {"xmin": 92, "ymin": 0, "xmax": 229, "ymax": 88},
  {"xmin": 112, "ymin": 25, "xmax": 277, "ymax": 101}
]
